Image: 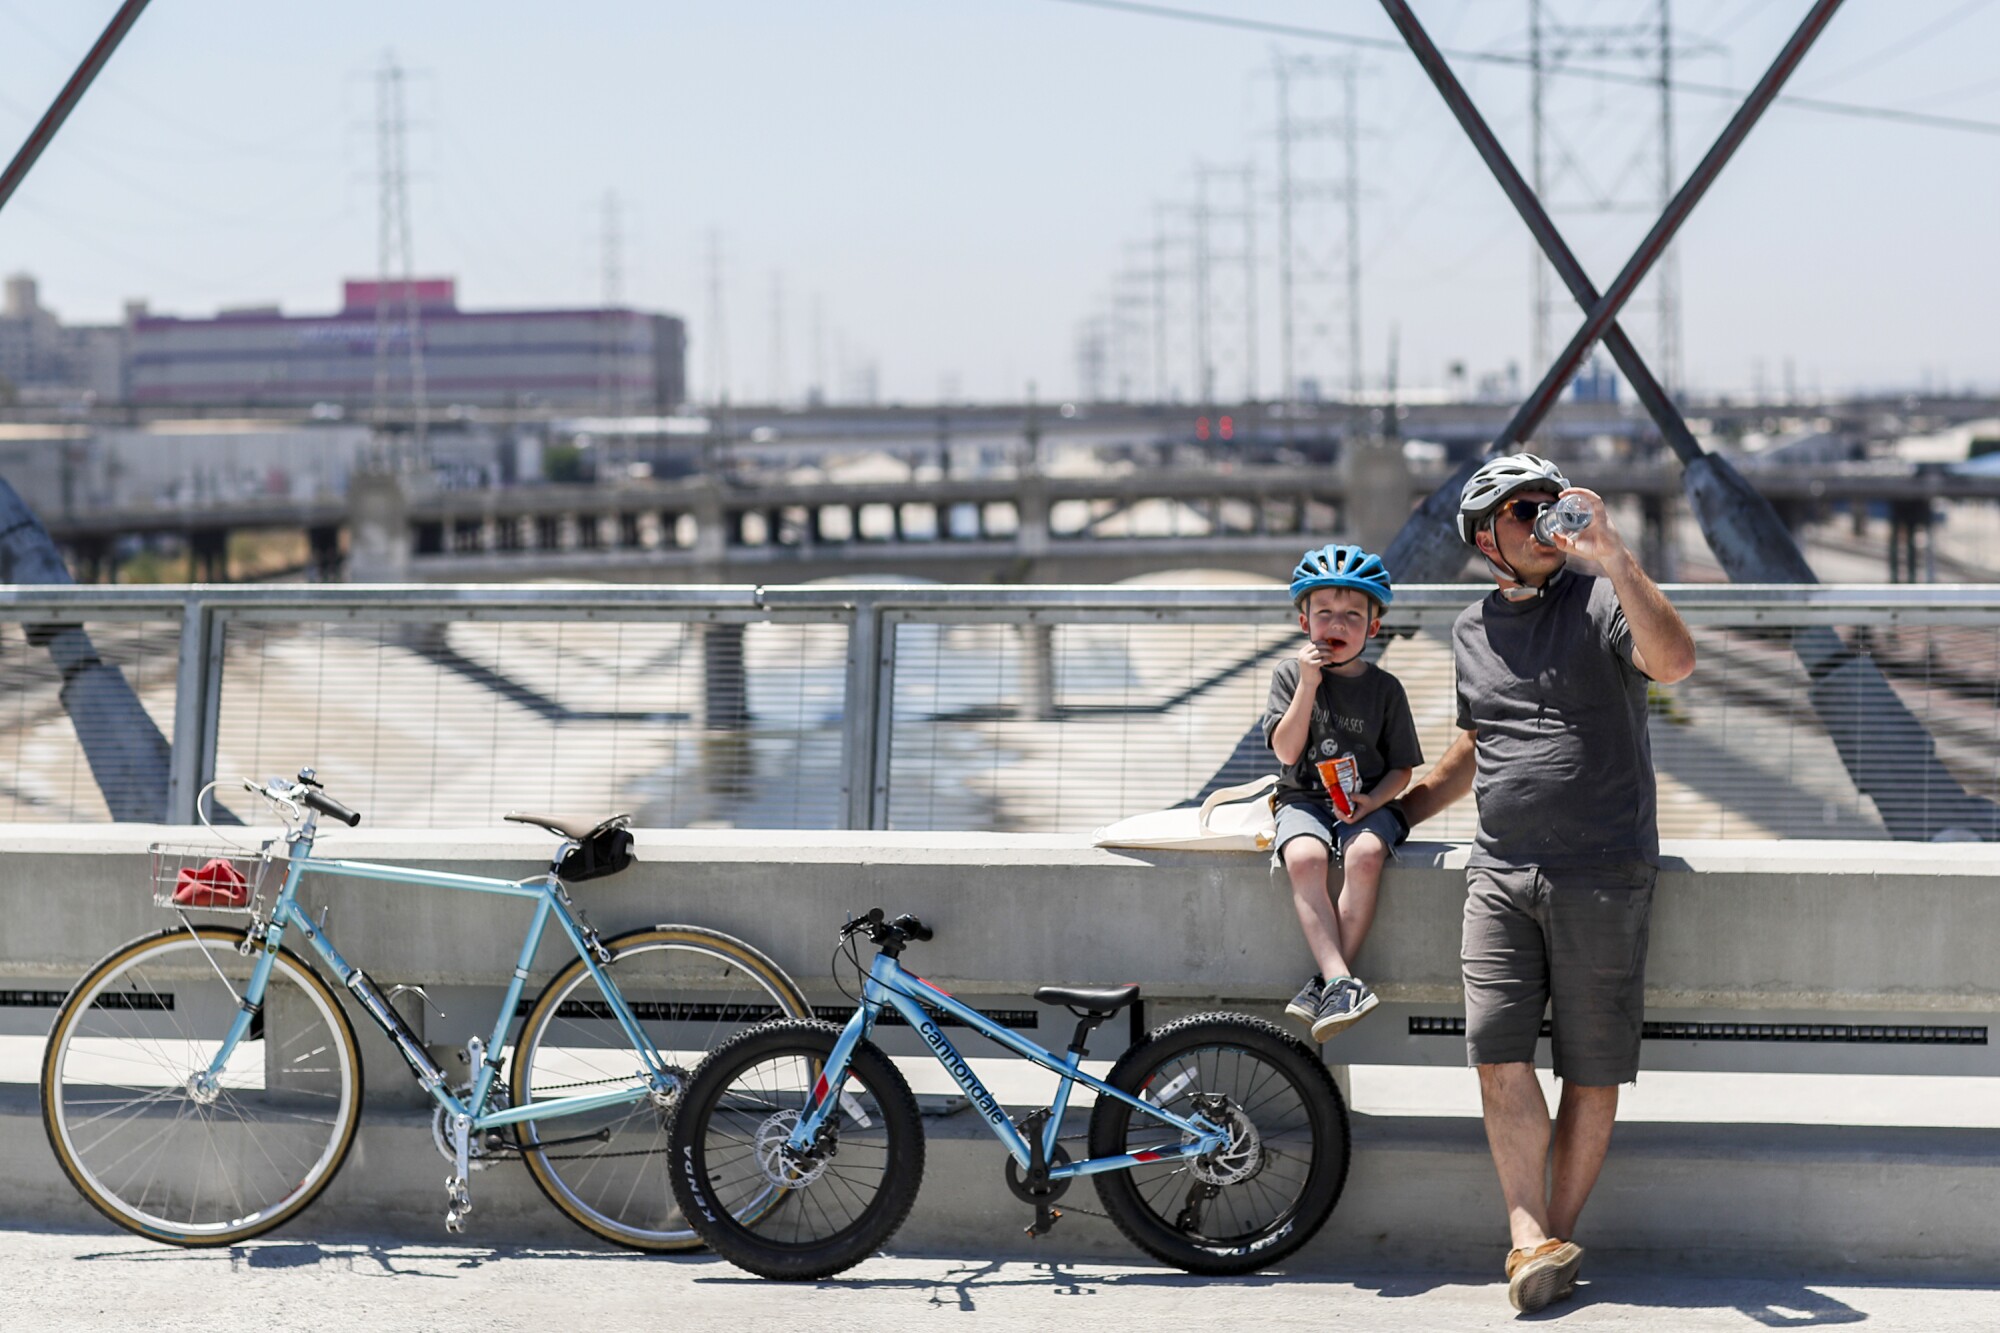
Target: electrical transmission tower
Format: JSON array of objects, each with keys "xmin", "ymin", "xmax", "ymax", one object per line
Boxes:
[
  {"xmin": 1189, "ymin": 161, "xmax": 1258, "ymax": 410},
  {"xmin": 598, "ymin": 190, "xmax": 632, "ymax": 472},
  {"xmin": 373, "ymin": 52, "xmax": 427, "ymax": 465},
  {"xmin": 704, "ymin": 229, "xmax": 729, "ymax": 408},
  {"xmin": 1271, "ymin": 52, "xmax": 1366, "ymax": 410},
  {"xmin": 1525, "ymin": 1, "xmax": 1719, "ymax": 396},
  {"xmin": 1073, "ymin": 314, "xmax": 1109, "ymax": 403},
  {"xmin": 768, "ymin": 270, "xmax": 787, "ymax": 406}
]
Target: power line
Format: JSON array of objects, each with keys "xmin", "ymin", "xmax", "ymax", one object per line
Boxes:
[
  {"xmin": 1796, "ymin": 0, "xmax": 1993, "ymax": 94},
  {"xmin": 1037, "ymin": 0, "xmax": 2000, "ymax": 138}
]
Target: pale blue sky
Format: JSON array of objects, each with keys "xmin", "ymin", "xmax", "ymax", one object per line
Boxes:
[{"xmin": 1, "ymin": 1, "xmax": 1996, "ymax": 404}]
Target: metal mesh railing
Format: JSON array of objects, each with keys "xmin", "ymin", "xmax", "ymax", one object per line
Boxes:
[
  {"xmin": 213, "ymin": 615, "xmax": 849, "ymax": 829},
  {"xmin": 0, "ymin": 615, "xmax": 180, "ymax": 821},
  {"xmin": 872, "ymin": 588, "xmax": 2000, "ymax": 841},
  {"xmin": 1, "ymin": 585, "xmax": 1996, "ymax": 840}
]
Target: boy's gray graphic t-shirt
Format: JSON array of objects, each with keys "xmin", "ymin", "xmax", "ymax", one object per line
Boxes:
[
  {"xmin": 1262, "ymin": 660, "xmax": 1424, "ymax": 809},
  {"xmin": 1452, "ymin": 571, "xmax": 1658, "ymax": 868}
]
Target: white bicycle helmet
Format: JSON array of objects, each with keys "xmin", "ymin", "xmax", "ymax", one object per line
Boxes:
[{"xmin": 1456, "ymin": 452, "xmax": 1569, "ymax": 545}]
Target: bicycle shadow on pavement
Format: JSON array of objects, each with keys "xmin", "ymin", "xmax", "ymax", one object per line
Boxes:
[
  {"xmin": 70, "ymin": 1238, "xmax": 685, "ymax": 1280},
  {"xmin": 694, "ymin": 1258, "xmax": 1339, "ymax": 1313}
]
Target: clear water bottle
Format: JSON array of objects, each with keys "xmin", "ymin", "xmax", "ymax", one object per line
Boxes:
[{"xmin": 1532, "ymin": 494, "xmax": 1593, "ymax": 545}]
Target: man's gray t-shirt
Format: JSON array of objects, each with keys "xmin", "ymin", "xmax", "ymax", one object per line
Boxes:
[
  {"xmin": 1452, "ymin": 571, "xmax": 1658, "ymax": 868},
  {"xmin": 1262, "ymin": 660, "xmax": 1424, "ymax": 810}
]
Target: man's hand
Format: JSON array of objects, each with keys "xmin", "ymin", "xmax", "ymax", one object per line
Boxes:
[
  {"xmin": 1550, "ymin": 487, "xmax": 1625, "ymax": 565},
  {"xmin": 1398, "ymin": 731, "xmax": 1476, "ymax": 827}
]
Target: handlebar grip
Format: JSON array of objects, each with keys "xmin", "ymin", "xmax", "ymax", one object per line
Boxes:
[
  {"xmin": 302, "ymin": 788, "xmax": 362, "ymax": 827},
  {"xmin": 895, "ymin": 914, "xmax": 933, "ymax": 942}
]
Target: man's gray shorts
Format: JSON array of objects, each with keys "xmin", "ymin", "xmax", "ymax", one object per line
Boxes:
[
  {"xmin": 1461, "ymin": 861, "xmax": 1657, "ymax": 1086},
  {"xmin": 1273, "ymin": 801, "xmax": 1407, "ymax": 864}
]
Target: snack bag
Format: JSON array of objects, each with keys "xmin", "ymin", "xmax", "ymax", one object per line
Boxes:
[{"xmin": 1314, "ymin": 754, "xmax": 1360, "ymax": 820}]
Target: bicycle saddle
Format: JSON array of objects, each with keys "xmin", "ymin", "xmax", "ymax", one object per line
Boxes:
[
  {"xmin": 504, "ymin": 812, "xmax": 631, "ymax": 842},
  {"xmin": 1035, "ymin": 983, "xmax": 1140, "ymax": 1015}
]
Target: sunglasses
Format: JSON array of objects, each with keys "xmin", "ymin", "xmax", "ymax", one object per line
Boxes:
[{"xmin": 1501, "ymin": 494, "xmax": 1559, "ymax": 523}]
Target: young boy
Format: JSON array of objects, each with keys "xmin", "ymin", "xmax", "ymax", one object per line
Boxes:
[{"xmin": 1264, "ymin": 543, "xmax": 1423, "ymax": 1041}]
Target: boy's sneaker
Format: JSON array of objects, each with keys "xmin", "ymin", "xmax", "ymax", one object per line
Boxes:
[
  {"xmin": 1310, "ymin": 977, "xmax": 1380, "ymax": 1042},
  {"xmin": 1285, "ymin": 975, "xmax": 1323, "ymax": 1026}
]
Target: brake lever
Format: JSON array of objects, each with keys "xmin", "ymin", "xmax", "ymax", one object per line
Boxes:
[{"xmin": 838, "ymin": 907, "xmax": 888, "ymax": 942}]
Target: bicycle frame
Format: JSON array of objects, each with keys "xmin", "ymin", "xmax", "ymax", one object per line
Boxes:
[
  {"xmin": 792, "ymin": 950, "xmax": 1230, "ymax": 1178},
  {"xmin": 195, "ymin": 816, "xmax": 673, "ymax": 1135}
]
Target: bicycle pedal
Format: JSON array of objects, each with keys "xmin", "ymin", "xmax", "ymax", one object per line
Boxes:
[
  {"xmin": 444, "ymin": 1175, "xmax": 471, "ymax": 1234},
  {"xmin": 1024, "ymin": 1205, "xmax": 1062, "ymax": 1238}
]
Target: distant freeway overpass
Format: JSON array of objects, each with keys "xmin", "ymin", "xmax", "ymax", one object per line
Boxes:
[{"xmin": 37, "ymin": 458, "xmax": 2000, "ymax": 585}]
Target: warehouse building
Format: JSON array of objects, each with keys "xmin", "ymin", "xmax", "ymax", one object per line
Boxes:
[{"xmin": 128, "ymin": 278, "xmax": 686, "ymax": 411}]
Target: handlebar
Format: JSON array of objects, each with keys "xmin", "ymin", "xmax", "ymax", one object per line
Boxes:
[
  {"xmin": 841, "ymin": 907, "xmax": 933, "ymax": 949},
  {"xmin": 241, "ymin": 769, "xmax": 364, "ymax": 828},
  {"xmin": 301, "ymin": 787, "xmax": 362, "ymax": 827}
]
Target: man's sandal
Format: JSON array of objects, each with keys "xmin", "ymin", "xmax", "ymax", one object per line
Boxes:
[{"xmin": 1505, "ymin": 1238, "xmax": 1584, "ymax": 1314}]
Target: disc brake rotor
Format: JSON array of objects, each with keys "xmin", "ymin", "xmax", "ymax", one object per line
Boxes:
[
  {"xmin": 754, "ymin": 1109, "xmax": 828, "ymax": 1188},
  {"xmin": 1187, "ymin": 1102, "xmax": 1263, "ymax": 1187}
]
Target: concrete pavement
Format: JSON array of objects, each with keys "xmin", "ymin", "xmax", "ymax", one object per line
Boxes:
[{"xmin": 3, "ymin": 1226, "xmax": 1997, "ymax": 1332}]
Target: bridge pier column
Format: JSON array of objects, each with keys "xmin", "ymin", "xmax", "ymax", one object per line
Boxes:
[
  {"xmin": 691, "ymin": 480, "xmax": 728, "ymax": 570},
  {"xmin": 308, "ymin": 524, "xmax": 342, "ymax": 581},
  {"xmin": 1338, "ymin": 433, "xmax": 1413, "ymax": 555},
  {"xmin": 702, "ymin": 623, "xmax": 750, "ymax": 730},
  {"xmin": 347, "ymin": 468, "xmax": 411, "ymax": 581},
  {"xmin": 1017, "ymin": 477, "xmax": 1050, "ymax": 561},
  {"xmin": 1018, "ymin": 623, "xmax": 1056, "ymax": 721},
  {"xmin": 1640, "ymin": 495, "xmax": 1678, "ymax": 581},
  {"xmin": 69, "ymin": 536, "xmax": 111, "ymax": 584},
  {"xmin": 189, "ymin": 528, "xmax": 229, "ymax": 583},
  {"xmin": 1886, "ymin": 499, "xmax": 1933, "ymax": 583}
]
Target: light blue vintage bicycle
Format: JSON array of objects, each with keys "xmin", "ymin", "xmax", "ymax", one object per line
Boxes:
[
  {"xmin": 40, "ymin": 767, "xmax": 808, "ymax": 1249},
  {"xmin": 670, "ymin": 908, "xmax": 1350, "ymax": 1278}
]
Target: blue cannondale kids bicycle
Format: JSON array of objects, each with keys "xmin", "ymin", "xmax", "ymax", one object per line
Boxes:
[{"xmin": 670, "ymin": 908, "xmax": 1351, "ymax": 1278}]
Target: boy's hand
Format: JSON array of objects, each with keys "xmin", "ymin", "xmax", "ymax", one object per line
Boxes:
[
  {"xmin": 1335, "ymin": 790, "xmax": 1380, "ymax": 824},
  {"xmin": 1297, "ymin": 640, "xmax": 1330, "ymax": 680}
]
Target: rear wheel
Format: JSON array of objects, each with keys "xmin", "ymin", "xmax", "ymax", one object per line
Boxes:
[
  {"xmin": 1088, "ymin": 1013, "xmax": 1347, "ymax": 1274},
  {"xmin": 511, "ymin": 925, "xmax": 810, "ymax": 1250},
  {"xmin": 669, "ymin": 1019, "xmax": 923, "ymax": 1279},
  {"xmin": 41, "ymin": 926, "xmax": 363, "ymax": 1246}
]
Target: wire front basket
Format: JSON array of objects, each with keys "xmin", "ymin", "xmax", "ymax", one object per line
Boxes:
[{"xmin": 150, "ymin": 842, "xmax": 281, "ymax": 916}]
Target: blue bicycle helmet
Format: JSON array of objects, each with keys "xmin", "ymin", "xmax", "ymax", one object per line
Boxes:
[{"xmin": 1289, "ymin": 543, "xmax": 1394, "ymax": 609}]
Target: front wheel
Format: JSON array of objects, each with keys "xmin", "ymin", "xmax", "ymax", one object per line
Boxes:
[
  {"xmin": 511, "ymin": 925, "xmax": 811, "ymax": 1250},
  {"xmin": 1089, "ymin": 1013, "xmax": 1348, "ymax": 1274},
  {"xmin": 41, "ymin": 926, "xmax": 364, "ymax": 1246},
  {"xmin": 669, "ymin": 1019, "xmax": 923, "ymax": 1280}
]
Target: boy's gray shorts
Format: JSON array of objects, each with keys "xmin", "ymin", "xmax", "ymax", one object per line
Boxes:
[
  {"xmin": 1273, "ymin": 801, "xmax": 1407, "ymax": 864},
  {"xmin": 1460, "ymin": 861, "xmax": 1656, "ymax": 1086}
]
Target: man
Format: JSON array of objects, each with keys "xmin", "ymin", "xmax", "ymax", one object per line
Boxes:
[{"xmin": 1397, "ymin": 452, "xmax": 1695, "ymax": 1314}]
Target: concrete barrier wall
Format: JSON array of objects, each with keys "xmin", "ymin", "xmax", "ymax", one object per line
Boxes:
[
  {"xmin": 7, "ymin": 827, "xmax": 2000, "ymax": 1274},
  {"xmin": 5, "ymin": 826, "xmax": 1998, "ymax": 1077}
]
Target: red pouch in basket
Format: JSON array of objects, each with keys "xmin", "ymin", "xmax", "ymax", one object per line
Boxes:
[{"xmin": 173, "ymin": 858, "xmax": 249, "ymax": 908}]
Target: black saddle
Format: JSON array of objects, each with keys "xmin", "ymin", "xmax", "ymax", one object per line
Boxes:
[
  {"xmin": 506, "ymin": 812, "xmax": 635, "ymax": 882},
  {"xmin": 1034, "ymin": 983, "xmax": 1140, "ymax": 1016},
  {"xmin": 505, "ymin": 811, "xmax": 627, "ymax": 841}
]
